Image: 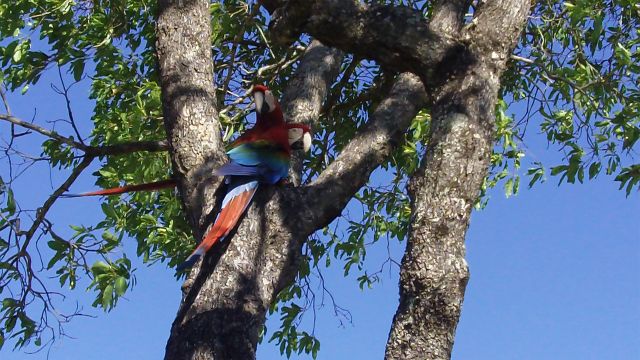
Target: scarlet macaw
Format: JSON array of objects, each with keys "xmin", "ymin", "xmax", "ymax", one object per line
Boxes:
[{"xmin": 64, "ymin": 85, "xmax": 311, "ymax": 270}]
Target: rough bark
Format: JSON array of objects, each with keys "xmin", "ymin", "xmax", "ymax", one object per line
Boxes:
[
  {"xmin": 269, "ymin": 0, "xmax": 464, "ymax": 90},
  {"xmin": 156, "ymin": 0, "xmax": 225, "ymax": 239},
  {"xmin": 384, "ymin": 1, "xmax": 532, "ymax": 359}
]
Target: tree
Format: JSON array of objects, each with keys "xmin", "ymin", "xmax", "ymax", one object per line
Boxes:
[{"xmin": 0, "ymin": 0, "xmax": 637, "ymax": 359}]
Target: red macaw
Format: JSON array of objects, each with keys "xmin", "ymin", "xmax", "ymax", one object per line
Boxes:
[{"xmin": 64, "ymin": 85, "xmax": 311, "ymax": 270}]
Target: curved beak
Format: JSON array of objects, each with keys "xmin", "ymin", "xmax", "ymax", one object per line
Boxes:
[
  {"xmin": 302, "ymin": 131, "xmax": 312, "ymax": 153},
  {"xmin": 253, "ymin": 91, "xmax": 269, "ymax": 115}
]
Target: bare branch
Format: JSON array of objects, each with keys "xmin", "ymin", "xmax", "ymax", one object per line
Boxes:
[
  {"xmin": 21, "ymin": 155, "xmax": 94, "ymax": 244},
  {"xmin": 55, "ymin": 66, "xmax": 85, "ymax": 145},
  {"xmin": 0, "ymin": 114, "xmax": 88, "ymax": 151},
  {"xmin": 86, "ymin": 139, "xmax": 170, "ymax": 156},
  {"xmin": 1, "ymin": 113, "xmax": 169, "ymax": 157}
]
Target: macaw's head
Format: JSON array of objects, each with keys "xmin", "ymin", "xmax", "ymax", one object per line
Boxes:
[
  {"xmin": 287, "ymin": 124, "xmax": 312, "ymax": 153},
  {"xmin": 252, "ymin": 84, "xmax": 280, "ymax": 117}
]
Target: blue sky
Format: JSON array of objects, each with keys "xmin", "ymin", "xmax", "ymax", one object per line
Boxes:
[{"xmin": 1, "ymin": 56, "xmax": 639, "ymax": 360}]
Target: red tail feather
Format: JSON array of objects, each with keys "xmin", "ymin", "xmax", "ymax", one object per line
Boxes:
[
  {"xmin": 62, "ymin": 179, "xmax": 176, "ymax": 197},
  {"xmin": 199, "ymin": 185, "xmax": 256, "ymax": 253}
]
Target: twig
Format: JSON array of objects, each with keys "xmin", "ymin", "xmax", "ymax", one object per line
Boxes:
[
  {"xmin": 0, "ymin": 113, "xmax": 169, "ymax": 155},
  {"xmin": 55, "ymin": 66, "xmax": 85, "ymax": 144},
  {"xmin": 0, "ymin": 114, "xmax": 88, "ymax": 151},
  {"xmin": 20, "ymin": 156, "xmax": 94, "ymax": 243}
]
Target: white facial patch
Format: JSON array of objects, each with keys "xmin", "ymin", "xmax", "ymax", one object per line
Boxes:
[
  {"xmin": 288, "ymin": 128, "xmax": 312, "ymax": 152},
  {"xmin": 253, "ymin": 91, "xmax": 265, "ymax": 113},
  {"xmin": 264, "ymin": 90, "xmax": 276, "ymax": 112}
]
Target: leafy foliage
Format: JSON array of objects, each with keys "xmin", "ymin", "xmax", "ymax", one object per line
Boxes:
[{"xmin": 504, "ymin": 0, "xmax": 639, "ymax": 192}]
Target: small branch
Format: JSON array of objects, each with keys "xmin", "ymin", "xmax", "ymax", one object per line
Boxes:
[
  {"xmin": 510, "ymin": 54, "xmax": 534, "ymax": 64},
  {"xmin": 0, "ymin": 86, "xmax": 11, "ymax": 115},
  {"xmin": 1, "ymin": 113, "xmax": 169, "ymax": 156},
  {"xmin": 0, "ymin": 114, "xmax": 88, "ymax": 151},
  {"xmin": 86, "ymin": 139, "xmax": 169, "ymax": 156},
  {"xmin": 55, "ymin": 66, "xmax": 85, "ymax": 145},
  {"xmin": 21, "ymin": 155, "xmax": 94, "ymax": 245}
]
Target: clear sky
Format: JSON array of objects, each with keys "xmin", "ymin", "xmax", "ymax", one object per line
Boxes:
[{"xmin": 2, "ymin": 56, "xmax": 638, "ymax": 360}]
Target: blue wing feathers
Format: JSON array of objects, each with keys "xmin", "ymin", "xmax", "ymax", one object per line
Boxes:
[{"xmin": 213, "ymin": 162, "xmax": 262, "ymax": 177}]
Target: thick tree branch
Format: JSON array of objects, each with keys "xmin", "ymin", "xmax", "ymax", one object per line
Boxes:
[
  {"xmin": 430, "ymin": 0, "xmax": 471, "ymax": 36},
  {"xmin": 280, "ymin": 40, "xmax": 344, "ymax": 184},
  {"xmin": 385, "ymin": 0, "xmax": 532, "ymax": 359},
  {"xmin": 268, "ymin": 0, "xmax": 461, "ymax": 85},
  {"xmin": 280, "ymin": 41, "xmax": 343, "ymax": 129},
  {"xmin": 295, "ymin": 73, "xmax": 427, "ymax": 235}
]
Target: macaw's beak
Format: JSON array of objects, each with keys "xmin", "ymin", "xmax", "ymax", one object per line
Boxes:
[
  {"xmin": 289, "ymin": 128, "xmax": 312, "ymax": 152},
  {"xmin": 253, "ymin": 91, "xmax": 270, "ymax": 115}
]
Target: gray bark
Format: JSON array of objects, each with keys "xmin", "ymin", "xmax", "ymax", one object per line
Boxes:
[
  {"xmin": 156, "ymin": 0, "xmax": 225, "ymax": 239},
  {"xmin": 269, "ymin": 0, "xmax": 462, "ymax": 89},
  {"xmin": 385, "ymin": 1, "xmax": 532, "ymax": 359}
]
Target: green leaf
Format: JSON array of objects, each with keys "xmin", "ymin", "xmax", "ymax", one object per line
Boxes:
[
  {"xmin": 114, "ymin": 277, "xmax": 127, "ymax": 296},
  {"xmin": 12, "ymin": 43, "xmax": 24, "ymax": 63},
  {"xmin": 91, "ymin": 261, "xmax": 111, "ymax": 275},
  {"xmin": 102, "ymin": 285, "xmax": 113, "ymax": 310},
  {"xmin": 71, "ymin": 60, "xmax": 85, "ymax": 82},
  {"xmin": 504, "ymin": 178, "xmax": 514, "ymax": 198},
  {"xmin": 5, "ymin": 189, "xmax": 15, "ymax": 215}
]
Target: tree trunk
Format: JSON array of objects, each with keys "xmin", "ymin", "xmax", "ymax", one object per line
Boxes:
[
  {"xmin": 385, "ymin": 1, "xmax": 532, "ymax": 359},
  {"xmin": 155, "ymin": 0, "xmax": 532, "ymax": 358},
  {"xmin": 156, "ymin": 0, "xmax": 225, "ymax": 239}
]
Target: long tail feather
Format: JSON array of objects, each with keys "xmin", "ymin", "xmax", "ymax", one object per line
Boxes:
[
  {"xmin": 61, "ymin": 179, "xmax": 176, "ymax": 198},
  {"xmin": 177, "ymin": 179, "xmax": 259, "ymax": 271}
]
